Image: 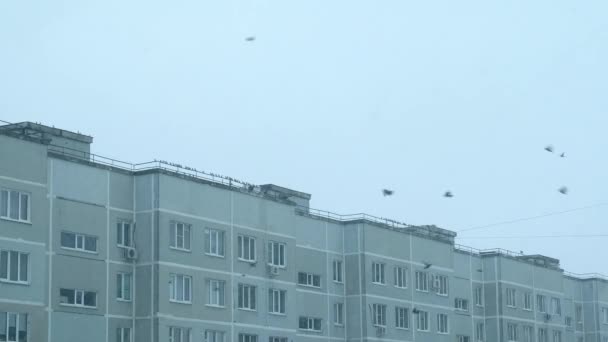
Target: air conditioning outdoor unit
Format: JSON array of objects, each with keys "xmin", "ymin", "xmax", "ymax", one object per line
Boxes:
[
  {"xmin": 124, "ymin": 247, "xmax": 138, "ymax": 260},
  {"xmin": 268, "ymin": 265, "xmax": 280, "ymax": 276}
]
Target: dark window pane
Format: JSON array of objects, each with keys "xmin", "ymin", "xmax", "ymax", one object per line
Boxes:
[
  {"xmin": 116, "ymin": 223, "xmax": 123, "ymax": 245},
  {"xmin": 84, "ymin": 291, "xmax": 97, "ymax": 307},
  {"xmin": 61, "ymin": 232, "xmax": 75, "ymax": 248},
  {"xmin": 0, "ymin": 312, "xmax": 6, "ymax": 339},
  {"xmin": 9, "ymin": 191, "xmax": 19, "ymax": 220},
  {"xmin": 85, "ymin": 236, "xmax": 97, "ymax": 252},
  {"xmin": 124, "ymin": 224, "xmax": 130, "ymax": 247},
  {"xmin": 18, "ymin": 314, "xmax": 27, "ymax": 342},
  {"xmin": 60, "ymin": 288, "xmax": 75, "ymax": 304},
  {"xmin": 9, "ymin": 251, "xmax": 18, "ymax": 281},
  {"xmin": 19, "ymin": 194, "xmax": 28, "ymax": 221},
  {"xmin": 0, "ymin": 250, "xmax": 8, "ymax": 279},
  {"xmin": 8, "ymin": 313, "xmax": 16, "ymax": 341},
  {"xmin": 19, "ymin": 253, "xmax": 28, "ymax": 282},
  {"xmin": 0, "ymin": 190, "xmax": 8, "ymax": 217}
]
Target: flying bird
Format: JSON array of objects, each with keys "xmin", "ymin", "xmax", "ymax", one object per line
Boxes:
[
  {"xmin": 560, "ymin": 152, "xmax": 566, "ymax": 158},
  {"xmin": 245, "ymin": 36, "xmax": 256, "ymax": 42},
  {"xmin": 558, "ymin": 186, "xmax": 568, "ymax": 195},
  {"xmin": 382, "ymin": 189, "xmax": 394, "ymax": 197},
  {"xmin": 443, "ymin": 191, "xmax": 453, "ymax": 198},
  {"xmin": 544, "ymin": 145, "xmax": 554, "ymax": 153}
]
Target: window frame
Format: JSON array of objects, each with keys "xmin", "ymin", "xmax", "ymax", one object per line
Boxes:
[
  {"xmin": 116, "ymin": 272, "xmax": 132, "ymax": 302},
  {"xmin": 0, "ymin": 311, "xmax": 28, "ymax": 342},
  {"xmin": 205, "ymin": 228, "xmax": 225, "ymax": 258},
  {"xmin": 267, "ymin": 241, "xmax": 286, "ymax": 268},
  {"xmin": 436, "ymin": 313, "xmax": 449, "ymax": 334},
  {"xmin": 537, "ymin": 294, "xmax": 547, "ymax": 313},
  {"xmin": 523, "ymin": 325, "xmax": 534, "ymax": 342},
  {"xmin": 550, "ymin": 297, "xmax": 561, "ymax": 316},
  {"xmin": 60, "ymin": 231, "xmax": 98, "ymax": 253},
  {"xmin": 169, "ymin": 273, "xmax": 192, "ymax": 304},
  {"xmin": 371, "ymin": 262, "xmax": 385, "ymax": 285},
  {"xmin": 238, "ymin": 334, "xmax": 258, "ymax": 342},
  {"xmin": 297, "ymin": 272, "xmax": 321, "ymax": 288},
  {"xmin": 117, "ymin": 327, "xmax": 132, "ymax": 342},
  {"xmin": 394, "ymin": 266, "xmax": 408, "ymax": 289},
  {"xmin": 206, "ymin": 279, "xmax": 225, "ymax": 308},
  {"xmin": 59, "ymin": 288, "xmax": 97, "ymax": 308},
  {"xmin": 334, "ymin": 303, "xmax": 344, "ymax": 326},
  {"xmin": 0, "ymin": 249, "xmax": 29, "ymax": 284},
  {"xmin": 169, "ymin": 221, "xmax": 191, "ymax": 252},
  {"xmin": 0, "ymin": 188, "xmax": 31, "ymax": 223},
  {"xmin": 268, "ymin": 288, "xmax": 286, "ymax": 315},
  {"xmin": 434, "ymin": 274, "xmax": 449, "ymax": 296},
  {"xmin": 475, "ymin": 286, "xmax": 484, "ymax": 307},
  {"xmin": 169, "ymin": 326, "xmax": 191, "ymax": 342},
  {"xmin": 238, "ymin": 283, "xmax": 257, "ymax": 311},
  {"xmin": 507, "ymin": 323, "xmax": 518, "ymax": 342},
  {"xmin": 237, "ymin": 235, "xmax": 256, "ymax": 262},
  {"xmin": 455, "ymin": 298, "xmax": 469, "ymax": 312},
  {"xmin": 506, "ymin": 288, "xmax": 517, "ymax": 308},
  {"xmin": 476, "ymin": 322, "xmax": 485, "ymax": 342},
  {"xmin": 268, "ymin": 337, "xmax": 287, "ymax": 342},
  {"xmin": 523, "ymin": 292, "xmax": 533, "ymax": 311},
  {"xmin": 204, "ymin": 330, "xmax": 225, "ymax": 342},
  {"xmin": 298, "ymin": 316, "xmax": 322, "ymax": 332},
  {"xmin": 372, "ymin": 303, "xmax": 387, "ymax": 327},
  {"xmin": 395, "ymin": 307, "xmax": 409, "ymax": 330},
  {"xmin": 116, "ymin": 221, "xmax": 132, "ymax": 248},
  {"xmin": 602, "ymin": 307, "xmax": 608, "ymax": 324},
  {"xmin": 415, "ymin": 271, "xmax": 428, "ymax": 292},
  {"xmin": 416, "ymin": 310, "xmax": 429, "ymax": 331},
  {"xmin": 333, "ymin": 260, "xmax": 343, "ymax": 283}
]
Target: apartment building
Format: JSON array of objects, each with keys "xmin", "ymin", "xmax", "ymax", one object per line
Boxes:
[{"xmin": 1, "ymin": 121, "xmax": 608, "ymax": 342}]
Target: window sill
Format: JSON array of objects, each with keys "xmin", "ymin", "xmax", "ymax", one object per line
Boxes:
[
  {"xmin": 116, "ymin": 298, "xmax": 132, "ymax": 303},
  {"xmin": 169, "ymin": 247, "xmax": 191, "ymax": 253},
  {"xmin": 334, "ymin": 324, "xmax": 344, "ymax": 327},
  {"xmin": 0, "ymin": 217, "xmax": 32, "ymax": 225},
  {"xmin": 415, "ymin": 289, "xmax": 429, "ymax": 293},
  {"xmin": 205, "ymin": 304, "xmax": 225, "ymax": 309},
  {"xmin": 238, "ymin": 258, "xmax": 257, "ymax": 264},
  {"xmin": 298, "ymin": 329, "xmax": 322, "ymax": 333},
  {"xmin": 117, "ymin": 244, "xmax": 133, "ymax": 249},
  {"xmin": 0, "ymin": 279, "xmax": 30, "ymax": 286},
  {"xmin": 238, "ymin": 308, "xmax": 257, "ymax": 312},
  {"xmin": 333, "ymin": 280, "xmax": 344, "ymax": 285},
  {"xmin": 394, "ymin": 285, "xmax": 408, "ymax": 290},
  {"xmin": 297, "ymin": 284, "xmax": 322, "ymax": 289},
  {"xmin": 60, "ymin": 303, "xmax": 97, "ymax": 309},
  {"xmin": 60, "ymin": 246, "xmax": 98, "ymax": 254},
  {"xmin": 269, "ymin": 312, "xmax": 287, "ymax": 316},
  {"xmin": 395, "ymin": 327, "xmax": 409, "ymax": 331},
  {"xmin": 436, "ymin": 293, "xmax": 449, "ymax": 297},
  {"xmin": 438, "ymin": 332, "xmax": 449, "ymax": 335},
  {"xmin": 267, "ymin": 263, "xmax": 286, "ymax": 269},
  {"xmin": 416, "ymin": 329, "xmax": 430, "ymax": 333},
  {"xmin": 205, "ymin": 253, "xmax": 225, "ymax": 259},
  {"xmin": 522, "ymin": 308, "xmax": 532, "ymax": 311},
  {"xmin": 169, "ymin": 300, "xmax": 192, "ymax": 305},
  {"xmin": 371, "ymin": 282, "xmax": 386, "ymax": 286},
  {"xmin": 506, "ymin": 305, "xmax": 516, "ymax": 309}
]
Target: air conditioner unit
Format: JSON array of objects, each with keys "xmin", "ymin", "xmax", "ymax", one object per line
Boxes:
[
  {"xmin": 267, "ymin": 265, "xmax": 280, "ymax": 277},
  {"xmin": 375, "ymin": 326, "xmax": 386, "ymax": 337},
  {"xmin": 124, "ymin": 247, "xmax": 138, "ymax": 260}
]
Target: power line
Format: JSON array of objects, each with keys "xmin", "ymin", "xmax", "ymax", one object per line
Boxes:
[
  {"xmin": 457, "ymin": 234, "xmax": 608, "ymax": 239},
  {"xmin": 458, "ymin": 202, "xmax": 608, "ymax": 233}
]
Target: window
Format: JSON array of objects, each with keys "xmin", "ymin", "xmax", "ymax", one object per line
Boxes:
[
  {"xmin": 207, "ymin": 279, "xmax": 225, "ymax": 307},
  {"xmin": 537, "ymin": 295, "xmax": 547, "ymax": 313},
  {"xmin": 565, "ymin": 316, "xmax": 572, "ymax": 328},
  {"xmin": 372, "ymin": 304, "xmax": 387, "ymax": 326},
  {"xmin": 299, "ymin": 317, "xmax": 322, "ymax": 332},
  {"xmin": 333, "ymin": 260, "xmax": 343, "ymax": 283},
  {"xmin": 475, "ymin": 286, "xmax": 483, "ymax": 306},
  {"xmin": 394, "ymin": 266, "xmax": 408, "ymax": 288},
  {"xmin": 170, "ymin": 222, "xmax": 191, "ymax": 251},
  {"xmin": 116, "ymin": 272, "xmax": 132, "ymax": 301},
  {"xmin": 416, "ymin": 310, "xmax": 429, "ymax": 331},
  {"xmin": 60, "ymin": 231, "xmax": 97, "ymax": 253},
  {"xmin": 552, "ymin": 330, "xmax": 561, "ymax": 342},
  {"xmin": 204, "ymin": 229, "xmax": 225, "ymax": 257},
  {"xmin": 551, "ymin": 298, "xmax": 561, "ymax": 315},
  {"xmin": 455, "ymin": 298, "xmax": 469, "ymax": 311},
  {"xmin": 267, "ymin": 241, "xmax": 285, "ymax": 267},
  {"xmin": 506, "ymin": 288, "xmax": 516, "ymax": 307},
  {"xmin": 603, "ymin": 308, "xmax": 608, "ymax": 324},
  {"xmin": 334, "ymin": 303, "xmax": 344, "ymax": 325},
  {"xmin": 433, "ymin": 274, "xmax": 448, "ymax": 296},
  {"xmin": 437, "ymin": 313, "xmax": 448, "ymax": 334},
  {"xmin": 523, "ymin": 292, "xmax": 532, "ymax": 311},
  {"xmin": 523, "ymin": 325, "xmax": 533, "ymax": 342},
  {"xmin": 415, "ymin": 271, "xmax": 428, "ymax": 292},
  {"xmin": 116, "ymin": 221, "xmax": 132, "ymax": 247},
  {"xmin": 372, "ymin": 262, "xmax": 385, "ymax": 284},
  {"xmin": 458, "ymin": 336, "xmax": 471, "ymax": 342},
  {"xmin": 238, "ymin": 284, "xmax": 256, "ymax": 310},
  {"xmin": 239, "ymin": 334, "xmax": 257, "ymax": 342},
  {"xmin": 0, "ymin": 250, "xmax": 28, "ymax": 284},
  {"xmin": 117, "ymin": 327, "xmax": 131, "ymax": 342},
  {"xmin": 0, "ymin": 189, "xmax": 30, "ymax": 223},
  {"xmin": 268, "ymin": 289, "xmax": 286, "ymax": 314},
  {"xmin": 538, "ymin": 328, "xmax": 548, "ymax": 342},
  {"xmin": 59, "ymin": 288, "xmax": 97, "ymax": 308},
  {"xmin": 507, "ymin": 323, "xmax": 517, "ymax": 341},
  {"xmin": 169, "ymin": 274, "xmax": 192, "ymax": 303},
  {"xmin": 204, "ymin": 330, "xmax": 225, "ymax": 342},
  {"xmin": 268, "ymin": 338, "xmax": 287, "ymax": 342},
  {"xmin": 298, "ymin": 272, "xmax": 321, "ymax": 288},
  {"xmin": 395, "ymin": 307, "xmax": 409, "ymax": 329},
  {"xmin": 237, "ymin": 235, "xmax": 256, "ymax": 262},
  {"xmin": 476, "ymin": 322, "xmax": 485, "ymax": 342},
  {"xmin": 169, "ymin": 327, "xmax": 190, "ymax": 342},
  {"xmin": 575, "ymin": 304, "xmax": 583, "ymax": 330},
  {"xmin": 0, "ymin": 312, "xmax": 28, "ymax": 342}
]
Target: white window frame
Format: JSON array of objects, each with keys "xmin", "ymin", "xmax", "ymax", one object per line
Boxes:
[
  {"xmin": 475, "ymin": 286, "xmax": 484, "ymax": 306},
  {"xmin": 538, "ymin": 328, "xmax": 548, "ymax": 342},
  {"xmin": 552, "ymin": 330, "xmax": 561, "ymax": 342},
  {"xmin": 268, "ymin": 337, "xmax": 287, "ymax": 342},
  {"xmin": 371, "ymin": 262, "xmax": 385, "ymax": 285},
  {"xmin": 416, "ymin": 310, "xmax": 429, "ymax": 331},
  {"xmin": 372, "ymin": 303, "xmax": 387, "ymax": 327},
  {"xmin": 298, "ymin": 272, "xmax": 321, "ymax": 288},
  {"xmin": 602, "ymin": 308, "xmax": 608, "ymax": 324},
  {"xmin": 169, "ymin": 326, "xmax": 191, "ymax": 342},
  {"xmin": 415, "ymin": 271, "xmax": 428, "ymax": 292},
  {"xmin": 117, "ymin": 327, "xmax": 132, "ymax": 342},
  {"xmin": 205, "ymin": 228, "xmax": 225, "ymax": 257},
  {"xmin": 395, "ymin": 307, "xmax": 409, "ymax": 329},
  {"xmin": 0, "ymin": 312, "xmax": 28, "ymax": 342},
  {"xmin": 268, "ymin": 288, "xmax": 286, "ymax": 315},
  {"xmin": 238, "ymin": 284, "xmax": 257, "ymax": 311},
  {"xmin": 0, "ymin": 250, "xmax": 29, "ymax": 284},
  {"xmin": 437, "ymin": 313, "xmax": 449, "ymax": 334},
  {"xmin": 207, "ymin": 279, "xmax": 225, "ymax": 307},
  {"xmin": 60, "ymin": 231, "xmax": 98, "ymax": 253},
  {"xmin": 59, "ymin": 288, "xmax": 97, "ymax": 308},
  {"xmin": 238, "ymin": 334, "xmax": 258, "ymax": 342},
  {"xmin": 116, "ymin": 221, "xmax": 132, "ymax": 247},
  {"xmin": 237, "ymin": 235, "xmax": 256, "ymax": 262},
  {"xmin": 434, "ymin": 274, "xmax": 449, "ymax": 296},
  {"xmin": 523, "ymin": 292, "xmax": 532, "ymax": 311},
  {"xmin": 169, "ymin": 274, "xmax": 192, "ymax": 304},
  {"xmin": 458, "ymin": 336, "xmax": 471, "ymax": 342},
  {"xmin": 267, "ymin": 241, "xmax": 286, "ymax": 267},
  {"xmin": 394, "ymin": 266, "xmax": 408, "ymax": 289},
  {"xmin": 506, "ymin": 288, "xmax": 516, "ymax": 308},
  {"xmin": 333, "ymin": 260, "xmax": 343, "ymax": 283},
  {"xmin": 116, "ymin": 272, "xmax": 132, "ymax": 301},
  {"xmin": 565, "ymin": 316, "xmax": 572, "ymax": 328},
  {"xmin": 0, "ymin": 188, "xmax": 30, "ymax": 223},
  {"xmin": 476, "ymin": 322, "xmax": 485, "ymax": 342},
  {"xmin": 507, "ymin": 323, "xmax": 518, "ymax": 342},
  {"xmin": 551, "ymin": 297, "xmax": 561, "ymax": 315},
  {"xmin": 299, "ymin": 317, "xmax": 322, "ymax": 332},
  {"xmin": 334, "ymin": 303, "xmax": 344, "ymax": 326},
  {"xmin": 537, "ymin": 295, "xmax": 547, "ymax": 313},
  {"xmin": 170, "ymin": 222, "xmax": 191, "ymax": 251},
  {"xmin": 455, "ymin": 298, "xmax": 469, "ymax": 312},
  {"xmin": 523, "ymin": 325, "xmax": 534, "ymax": 342},
  {"xmin": 204, "ymin": 330, "xmax": 225, "ymax": 342}
]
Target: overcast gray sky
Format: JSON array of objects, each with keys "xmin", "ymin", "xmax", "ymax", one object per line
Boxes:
[{"xmin": 1, "ymin": 0, "xmax": 607, "ymax": 274}]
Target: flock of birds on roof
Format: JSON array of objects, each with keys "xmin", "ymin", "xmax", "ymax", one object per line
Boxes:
[{"xmin": 382, "ymin": 145, "xmax": 569, "ymax": 198}]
